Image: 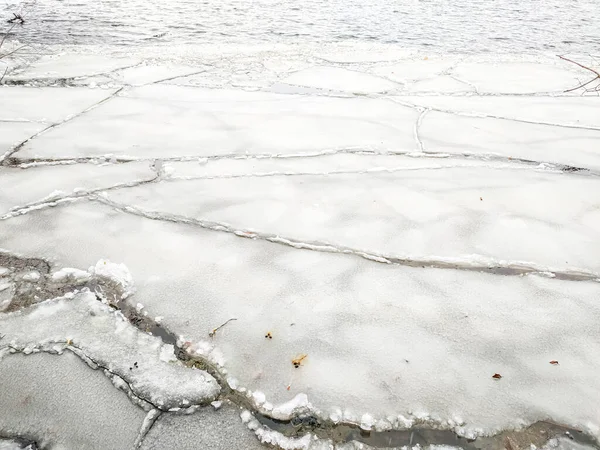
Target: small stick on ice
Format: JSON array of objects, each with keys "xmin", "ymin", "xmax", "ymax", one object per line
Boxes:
[{"xmin": 208, "ymin": 318, "xmax": 237, "ymax": 338}]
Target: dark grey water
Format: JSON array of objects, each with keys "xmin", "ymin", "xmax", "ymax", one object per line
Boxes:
[{"xmin": 1, "ymin": 0, "xmax": 600, "ymax": 53}]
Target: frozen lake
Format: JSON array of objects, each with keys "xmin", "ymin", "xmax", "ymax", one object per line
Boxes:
[{"xmin": 1, "ymin": 1, "xmax": 600, "ymax": 450}]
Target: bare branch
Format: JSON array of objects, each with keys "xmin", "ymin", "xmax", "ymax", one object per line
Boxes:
[
  {"xmin": 0, "ymin": 23, "xmax": 17, "ymax": 51},
  {"xmin": 0, "ymin": 44, "xmax": 28, "ymax": 59},
  {"xmin": 559, "ymin": 55, "xmax": 600, "ymax": 93}
]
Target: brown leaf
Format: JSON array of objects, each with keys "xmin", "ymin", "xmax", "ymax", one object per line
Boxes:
[
  {"xmin": 550, "ymin": 360, "xmax": 559, "ymax": 365},
  {"xmin": 292, "ymin": 354, "xmax": 308, "ymax": 368},
  {"xmin": 492, "ymin": 373, "xmax": 502, "ymax": 379}
]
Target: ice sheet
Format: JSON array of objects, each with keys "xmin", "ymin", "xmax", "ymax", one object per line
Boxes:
[
  {"xmin": 104, "ymin": 164, "xmax": 600, "ymax": 273},
  {"xmin": 15, "ymin": 85, "xmax": 417, "ymax": 160},
  {"xmin": 0, "ymin": 352, "xmax": 144, "ymax": 449},
  {"xmin": 140, "ymin": 405, "xmax": 265, "ymax": 450},
  {"xmin": 1, "ymin": 202, "xmax": 599, "ymax": 438},
  {"xmin": 0, "ymin": 87, "xmax": 116, "ymax": 123},
  {"xmin": 0, "ymin": 290, "xmax": 220, "ymax": 409},
  {"xmin": 0, "ymin": 161, "xmax": 154, "ymax": 214}
]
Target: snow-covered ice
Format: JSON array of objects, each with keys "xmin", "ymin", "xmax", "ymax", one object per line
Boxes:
[{"xmin": 1, "ymin": 37, "xmax": 599, "ymax": 450}]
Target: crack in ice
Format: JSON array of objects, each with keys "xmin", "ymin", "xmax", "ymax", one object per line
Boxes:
[
  {"xmin": 88, "ymin": 195, "xmax": 600, "ymax": 282},
  {"xmin": 0, "ymin": 88, "xmax": 124, "ymax": 165}
]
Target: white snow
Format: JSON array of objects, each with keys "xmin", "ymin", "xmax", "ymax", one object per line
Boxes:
[
  {"xmin": 89, "ymin": 259, "xmax": 136, "ymax": 298},
  {"xmin": 271, "ymin": 393, "xmax": 311, "ymax": 420},
  {"xmin": 51, "ymin": 267, "xmax": 92, "ymax": 283}
]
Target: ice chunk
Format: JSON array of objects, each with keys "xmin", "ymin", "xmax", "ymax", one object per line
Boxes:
[
  {"xmin": 0, "ymin": 291, "xmax": 219, "ymax": 409},
  {"xmin": 0, "ymin": 352, "xmax": 144, "ymax": 449},
  {"xmin": 16, "ymin": 85, "xmax": 417, "ymax": 160},
  {"xmin": 140, "ymin": 405, "xmax": 264, "ymax": 449}
]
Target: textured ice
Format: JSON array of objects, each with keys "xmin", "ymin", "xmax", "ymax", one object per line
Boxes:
[
  {"xmin": 2, "ymin": 50, "xmax": 600, "ymax": 447},
  {"xmin": 0, "ymin": 352, "xmax": 144, "ymax": 449},
  {"xmin": 418, "ymin": 111, "xmax": 600, "ymax": 170},
  {"xmin": 401, "ymin": 96, "xmax": 600, "ymax": 130},
  {"xmin": 0, "ymin": 161, "xmax": 154, "ymax": 214},
  {"xmin": 0, "ymin": 290, "xmax": 219, "ymax": 409},
  {"xmin": 140, "ymin": 405, "xmax": 265, "ymax": 450},
  {"xmin": 282, "ymin": 66, "xmax": 398, "ymax": 93},
  {"xmin": 450, "ymin": 62, "xmax": 581, "ymax": 94},
  {"xmin": 6, "ymin": 54, "xmax": 139, "ymax": 81},
  {"xmin": 105, "ymin": 165, "xmax": 600, "ymax": 273},
  {"xmin": 1, "ymin": 201, "xmax": 599, "ymax": 437},
  {"xmin": 0, "ymin": 123, "xmax": 45, "ymax": 157},
  {"xmin": 0, "ymin": 87, "xmax": 115, "ymax": 123},
  {"xmin": 15, "ymin": 85, "xmax": 417, "ymax": 160}
]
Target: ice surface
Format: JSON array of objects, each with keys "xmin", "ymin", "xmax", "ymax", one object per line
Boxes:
[
  {"xmin": 282, "ymin": 66, "xmax": 399, "ymax": 94},
  {"xmin": 15, "ymin": 85, "xmax": 418, "ymax": 160},
  {"xmin": 450, "ymin": 62, "xmax": 580, "ymax": 94},
  {"xmin": 0, "ymin": 290, "xmax": 219, "ymax": 409},
  {"xmin": 418, "ymin": 111, "xmax": 600, "ymax": 170},
  {"xmin": 0, "ymin": 161, "xmax": 154, "ymax": 214},
  {"xmin": 139, "ymin": 405, "xmax": 265, "ymax": 450},
  {"xmin": 0, "ymin": 123, "xmax": 45, "ymax": 157},
  {"xmin": 0, "ymin": 352, "xmax": 144, "ymax": 449},
  {"xmin": 399, "ymin": 96, "xmax": 600, "ymax": 131},
  {"xmin": 2, "ymin": 52, "xmax": 600, "ymax": 447},
  {"xmin": 0, "ymin": 87, "xmax": 115, "ymax": 123},
  {"xmin": 6, "ymin": 54, "xmax": 139, "ymax": 81},
  {"xmin": 1, "ymin": 201, "xmax": 599, "ymax": 437},
  {"xmin": 105, "ymin": 164, "xmax": 600, "ymax": 273}
]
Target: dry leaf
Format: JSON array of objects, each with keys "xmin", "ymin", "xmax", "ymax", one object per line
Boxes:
[
  {"xmin": 492, "ymin": 373, "xmax": 502, "ymax": 379},
  {"xmin": 292, "ymin": 354, "xmax": 308, "ymax": 368},
  {"xmin": 550, "ymin": 360, "xmax": 559, "ymax": 365}
]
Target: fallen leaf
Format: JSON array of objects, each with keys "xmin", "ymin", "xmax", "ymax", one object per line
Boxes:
[
  {"xmin": 292, "ymin": 354, "xmax": 308, "ymax": 368},
  {"xmin": 492, "ymin": 373, "xmax": 502, "ymax": 379},
  {"xmin": 550, "ymin": 360, "xmax": 559, "ymax": 365}
]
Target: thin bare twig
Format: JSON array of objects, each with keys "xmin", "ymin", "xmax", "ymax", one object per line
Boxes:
[
  {"xmin": 208, "ymin": 318, "xmax": 237, "ymax": 338},
  {"xmin": 0, "ymin": 44, "xmax": 28, "ymax": 59},
  {"xmin": 0, "ymin": 23, "xmax": 16, "ymax": 52},
  {"xmin": 559, "ymin": 55, "xmax": 600, "ymax": 93}
]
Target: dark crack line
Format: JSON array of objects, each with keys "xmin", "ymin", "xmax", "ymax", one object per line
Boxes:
[
  {"xmin": 0, "ymin": 88, "xmax": 124, "ymax": 165},
  {"xmin": 7, "ymin": 148, "xmax": 599, "ymax": 177},
  {"xmin": 90, "ymin": 195, "xmax": 600, "ymax": 282}
]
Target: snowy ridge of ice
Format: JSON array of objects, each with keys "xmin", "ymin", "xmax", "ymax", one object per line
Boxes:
[
  {"xmin": 241, "ymin": 410, "xmax": 315, "ymax": 450},
  {"xmin": 0, "ymin": 291, "xmax": 220, "ymax": 410}
]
